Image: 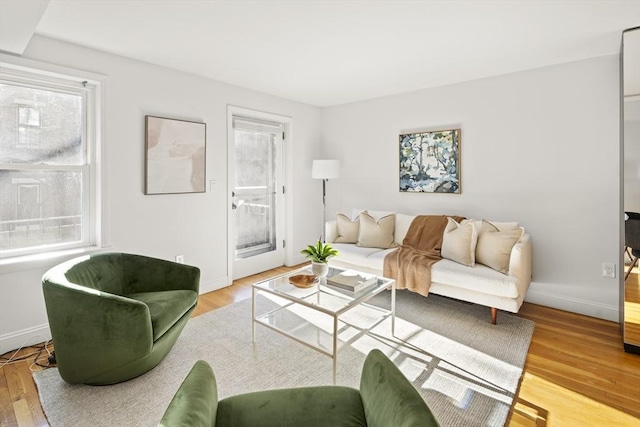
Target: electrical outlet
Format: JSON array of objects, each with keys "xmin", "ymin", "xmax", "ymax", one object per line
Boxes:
[
  {"xmin": 602, "ymin": 262, "xmax": 616, "ymax": 278},
  {"xmin": 175, "ymin": 255, "xmax": 184, "ymax": 264}
]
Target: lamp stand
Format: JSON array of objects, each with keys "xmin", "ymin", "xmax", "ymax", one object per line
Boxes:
[
  {"xmin": 312, "ymin": 159, "xmax": 340, "ymax": 243},
  {"xmin": 321, "ymin": 178, "xmax": 327, "ymax": 242}
]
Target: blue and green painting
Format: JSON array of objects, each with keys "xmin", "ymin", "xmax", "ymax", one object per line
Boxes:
[{"xmin": 399, "ymin": 129, "xmax": 460, "ymax": 193}]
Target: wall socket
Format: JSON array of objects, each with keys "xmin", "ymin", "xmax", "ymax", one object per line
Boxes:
[
  {"xmin": 175, "ymin": 255, "xmax": 184, "ymax": 264},
  {"xmin": 602, "ymin": 262, "xmax": 616, "ymax": 278}
]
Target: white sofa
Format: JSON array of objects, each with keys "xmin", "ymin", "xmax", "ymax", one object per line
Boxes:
[{"xmin": 326, "ymin": 211, "xmax": 532, "ymax": 323}]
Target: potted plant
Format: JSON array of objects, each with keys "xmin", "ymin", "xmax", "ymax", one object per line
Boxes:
[{"xmin": 300, "ymin": 240, "xmax": 339, "ymax": 277}]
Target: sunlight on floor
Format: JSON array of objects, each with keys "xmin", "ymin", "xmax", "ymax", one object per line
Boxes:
[
  {"xmin": 254, "ymin": 290, "xmax": 640, "ymax": 427},
  {"xmin": 515, "ymin": 372, "xmax": 639, "ymax": 426},
  {"xmin": 624, "ymin": 300, "xmax": 640, "ymax": 325}
]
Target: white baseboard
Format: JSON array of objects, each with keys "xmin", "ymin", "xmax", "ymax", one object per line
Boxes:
[
  {"xmin": 525, "ymin": 287, "xmax": 619, "ymax": 322},
  {"xmin": 199, "ymin": 275, "xmax": 230, "ymax": 294},
  {"xmin": 0, "ymin": 323, "xmax": 51, "ymax": 355}
]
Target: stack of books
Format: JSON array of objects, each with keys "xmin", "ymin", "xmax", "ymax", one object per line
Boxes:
[{"xmin": 326, "ymin": 270, "xmax": 378, "ymax": 293}]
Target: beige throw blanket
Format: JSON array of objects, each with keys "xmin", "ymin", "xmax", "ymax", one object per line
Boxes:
[{"xmin": 383, "ymin": 215, "xmax": 464, "ymax": 296}]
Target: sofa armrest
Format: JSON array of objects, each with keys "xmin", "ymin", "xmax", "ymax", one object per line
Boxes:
[
  {"xmin": 508, "ymin": 234, "xmax": 532, "ymax": 288},
  {"xmin": 325, "ymin": 220, "xmax": 338, "ymax": 243}
]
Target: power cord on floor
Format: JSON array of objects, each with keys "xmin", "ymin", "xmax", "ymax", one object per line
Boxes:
[{"xmin": 0, "ymin": 335, "xmax": 56, "ymax": 371}]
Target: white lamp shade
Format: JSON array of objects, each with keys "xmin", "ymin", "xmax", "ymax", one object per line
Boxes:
[{"xmin": 312, "ymin": 160, "xmax": 340, "ymax": 179}]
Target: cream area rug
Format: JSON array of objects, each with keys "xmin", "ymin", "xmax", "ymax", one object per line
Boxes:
[{"xmin": 33, "ymin": 291, "xmax": 535, "ymax": 427}]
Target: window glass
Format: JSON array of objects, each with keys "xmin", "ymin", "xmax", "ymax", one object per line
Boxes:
[
  {"xmin": 0, "ymin": 83, "xmax": 83, "ymax": 165},
  {"xmin": 0, "ymin": 170, "xmax": 83, "ymax": 252}
]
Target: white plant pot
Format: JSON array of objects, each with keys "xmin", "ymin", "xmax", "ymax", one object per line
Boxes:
[{"xmin": 311, "ymin": 262, "xmax": 329, "ymax": 277}]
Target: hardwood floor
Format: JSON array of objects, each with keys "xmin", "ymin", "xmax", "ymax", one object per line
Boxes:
[{"xmin": 1, "ymin": 264, "xmax": 639, "ymax": 427}]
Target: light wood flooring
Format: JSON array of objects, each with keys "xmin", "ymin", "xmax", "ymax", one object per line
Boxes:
[{"xmin": 1, "ymin": 264, "xmax": 639, "ymax": 427}]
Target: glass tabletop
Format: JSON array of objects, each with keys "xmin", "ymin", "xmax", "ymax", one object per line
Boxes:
[{"xmin": 253, "ymin": 265, "xmax": 395, "ymax": 316}]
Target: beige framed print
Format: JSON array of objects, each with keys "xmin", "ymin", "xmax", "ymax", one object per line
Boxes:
[{"xmin": 145, "ymin": 115, "xmax": 206, "ymax": 195}]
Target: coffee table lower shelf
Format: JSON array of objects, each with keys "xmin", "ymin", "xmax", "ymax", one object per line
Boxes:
[{"xmin": 252, "ymin": 282, "xmax": 396, "ymax": 384}]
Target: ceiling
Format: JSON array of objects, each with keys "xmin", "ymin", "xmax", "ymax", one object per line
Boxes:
[{"xmin": 3, "ymin": 1, "xmax": 640, "ymax": 106}]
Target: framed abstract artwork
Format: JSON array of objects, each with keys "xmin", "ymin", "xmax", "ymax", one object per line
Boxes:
[
  {"xmin": 399, "ymin": 128, "xmax": 461, "ymax": 194},
  {"xmin": 145, "ymin": 116, "xmax": 206, "ymax": 195}
]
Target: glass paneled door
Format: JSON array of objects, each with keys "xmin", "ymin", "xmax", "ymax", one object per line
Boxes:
[{"xmin": 230, "ymin": 113, "xmax": 285, "ymax": 279}]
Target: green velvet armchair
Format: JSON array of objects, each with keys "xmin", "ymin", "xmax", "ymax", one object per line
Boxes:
[
  {"xmin": 160, "ymin": 349, "xmax": 439, "ymax": 427},
  {"xmin": 42, "ymin": 252, "xmax": 200, "ymax": 385}
]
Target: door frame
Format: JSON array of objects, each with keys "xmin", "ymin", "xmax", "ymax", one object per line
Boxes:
[{"xmin": 226, "ymin": 105, "xmax": 293, "ymax": 282}]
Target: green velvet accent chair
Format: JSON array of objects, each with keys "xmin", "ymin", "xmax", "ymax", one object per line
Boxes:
[
  {"xmin": 42, "ymin": 252, "xmax": 200, "ymax": 385},
  {"xmin": 160, "ymin": 349, "xmax": 439, "ymax": 427}
]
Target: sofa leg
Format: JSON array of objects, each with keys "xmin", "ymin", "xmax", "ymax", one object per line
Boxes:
[{"xmin": 491, "ymin": 307, "xmax": 497, "ymax": 325}]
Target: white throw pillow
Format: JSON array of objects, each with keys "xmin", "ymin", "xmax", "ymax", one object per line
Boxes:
[
  {"xmin": 475, "ymin": 220, "xmax": 525, "ymax": 274},
  {"xmin": 335, "ymin": 213, "xmax": 360, "ymax": 243},
  {"xmin": 441, "ymin": 217, "xmax": 477, "ymax": 267},
  {"xmin": 356, "ymin": 212, "xmax": 397, "ymax": 249}
]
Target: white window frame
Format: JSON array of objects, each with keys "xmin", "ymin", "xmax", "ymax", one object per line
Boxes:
[{"xmin": 0, "ymin": 56, "xmax": 106, "ymax": 261}]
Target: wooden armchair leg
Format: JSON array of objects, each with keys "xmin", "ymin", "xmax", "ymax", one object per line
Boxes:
[{"xmin": 491, "ymin": 307, "xmax": 497, "ymax": 325}]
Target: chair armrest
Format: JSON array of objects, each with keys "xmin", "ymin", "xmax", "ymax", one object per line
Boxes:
[
  {"xmin": 508, "ymin": 234, "xmax": 532, "ymax": 287},
  {"xmin": 325, "ymin": 220, "xmax": 338, "ymax": 243},
  {"xmin": 42, "ymin": 278, "xmax": 154, "ymax": 383},
  {"xmin": 122, "ymin": 254, "xmax": 200, "ymax": 294},
  {"xmin": 360, "ymin": 349, "xmax": 439, "ymax": 427},
  {"xmin": 160, "ymin": 360, "xmax": 218, "ymax": 427}
]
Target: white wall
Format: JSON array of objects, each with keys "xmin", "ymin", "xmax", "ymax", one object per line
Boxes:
[
  {"xmin": 322, "ymin": 55, "xmax": 621, "ymax": 321},
  {"xmin": 0, "ymin": 35, "xmax": 322, "ymax": 353}
]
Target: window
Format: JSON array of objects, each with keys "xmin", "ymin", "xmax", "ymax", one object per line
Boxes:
[{"xmin": 0, "ymin": 63, "xmax": 101, "ymax": 258}]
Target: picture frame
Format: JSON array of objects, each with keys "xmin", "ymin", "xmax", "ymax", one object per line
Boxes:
[
  {"xmin": 145, "ymin": 115, "xmax": 206, "ymax": 195},
  {"xmin": 399, "ymin": 128, "xmax": 461, "ymax": 194}
]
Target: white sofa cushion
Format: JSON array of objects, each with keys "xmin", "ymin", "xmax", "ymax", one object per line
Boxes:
[
  {"xmin": 394, "ymin": 213, "xmax": 416, "ymax": 245},
  {"xmin": 364, "ymin": 247, "xmax": 401, "ymax": 270},
  {"xmin": 431, "ymin": 259, "xmax": 520, "ymax": 298},
  {"xmin": 331, "ymin": 243, "xmax": 384, "ymax": 267}
]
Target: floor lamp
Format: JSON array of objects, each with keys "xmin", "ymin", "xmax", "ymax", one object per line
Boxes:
[{"xmin": 312, "ymin": 159, "xmax": 340, "ymax": 242}]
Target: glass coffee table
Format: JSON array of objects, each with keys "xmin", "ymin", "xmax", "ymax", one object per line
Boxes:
[{"xmin": 252, "ymin": 265, "xmax": 396, "ymax": 383}]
